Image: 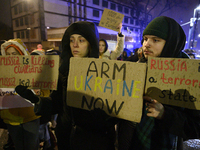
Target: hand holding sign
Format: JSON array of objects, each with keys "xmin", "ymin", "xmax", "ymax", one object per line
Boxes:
[{"xmin": 144, "ymin": 96, "xmax": 165, "ymax": 119}]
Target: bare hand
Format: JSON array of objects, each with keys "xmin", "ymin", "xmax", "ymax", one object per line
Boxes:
[{"xmin": 143, "ymin": 96, "xmax": 165, "ymax": 119}]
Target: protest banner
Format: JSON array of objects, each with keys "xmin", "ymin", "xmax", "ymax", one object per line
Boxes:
[
  {"xmin": 0, "ymin": 55, "xmax": 59, "ymax": 90},
  {"xmin": 0, "ymin": 55, "xmax": 59, "ymax": 109},
  {"xmin": 145, "ymin": 57, "xmax": 200, "ymax": 110},
  {"xmin": 67, "ymin": 58, "xmax": 146, "ymax": 122},
  {"xmin": 98, "ymin": 8, "xmax": 124, "ymax": 31}
]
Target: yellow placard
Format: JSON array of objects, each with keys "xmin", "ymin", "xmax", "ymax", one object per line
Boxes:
[{"xmin": 99, "ymin": 8, "xmax": 124, "ymax": 31}]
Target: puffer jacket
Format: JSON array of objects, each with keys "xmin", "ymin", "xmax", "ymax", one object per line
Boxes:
[{"xmin": 0, "ymin": 39, "xmax": 40, "ymax": 125}]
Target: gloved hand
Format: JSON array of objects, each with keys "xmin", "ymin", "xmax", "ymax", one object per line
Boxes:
[{"xmin": 15, "ymin": 85, "xmax": 39, "ymax": 103}]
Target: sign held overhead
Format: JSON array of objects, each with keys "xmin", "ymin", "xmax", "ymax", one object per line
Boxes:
[{"xmin": 99, "ymin": 8, "xmax": 124, "ymax": 31}]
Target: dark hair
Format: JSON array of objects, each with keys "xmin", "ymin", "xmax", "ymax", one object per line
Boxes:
[{"xmin": 99, "ymin": 39, "xmax": 108, "ymax": 53}]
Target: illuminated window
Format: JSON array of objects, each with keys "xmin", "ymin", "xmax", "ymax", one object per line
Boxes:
[
  {"xmin": 26, "ymin": 30, "xmax": 29, "ymax": 39},
  {"xmin": 14, "ymin": 6, "xmax": 18, "ymax": 15},
  {"xmin": 15, "ymin": 19, "xmax": 19, "ymax": 27},
  {"xmin": 30, "ymin": 29, "xmax": 36, "ymax": 39},
  {"xmin": 24, "ymin": 2, "xmax": 28, "ymax": 12},
  {"xmin": 130, "ymin": 18, "xmax": 133, "ymax": 24},
  {"xmin": 136, "ymin": 20, "xmax": 139, "ymax": 26},
  {"xmin": 17, "ymin": 32, "xmax": 20, "ymax": 38},
  {"xmin": 110, "ymin": 3, "xmax": 116, "ymax": 10},
  {"xmin": 118, "ymin": 5, "xmax": 122, "ymax": 12},
  {"xmin": 124, "ymin": 7, "xmax": 129, "ymax": 14},
  {"xmin": 93, "ymin": 9, "xmax": 99, "ymax": 17},
  {"xmin": 19, "ymin": 3, "xmax": 23, "ymax": 13},
  {"xmin": 131, "ymin": 9, "xmax": 135, "ymax": 16},
  {"xmin": 93, "ymin": 0, "xmax": 99, "ymax": 5},
  {"xmin": 21, "ymin": 31, "xmax": 25, "ymax": 39},
  {"xmin": 124, "ymin": 17, "xmax": 128, "ymax": 23},
  {"xmin": 102, "ymin": 0, "xmax": 108, "ymax": 8},
  {"xmin": 30, "ymin": 14, "xmax": 35, "ymax": 25},
  {"xmin": 25, "ymin": 16, "xmax": 29, "ymax": 25},
  {"xmin": 20, "ymin": 18, "xmax": 24, "ymax": 26}
]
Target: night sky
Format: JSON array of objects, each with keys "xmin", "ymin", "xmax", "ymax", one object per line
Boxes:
[
  {"xmin": 0, "ymin": 0, "xmax": 12, "ymax": 27},
  {"xmin": 0, "ymin": 0, "xmax": 200, "ymax": 49}
]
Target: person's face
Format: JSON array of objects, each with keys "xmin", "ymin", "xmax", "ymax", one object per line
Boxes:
[
  {"xmin": 70, "ymin": 34, "xmax": 90, "ymax": 58},
  {"xmin": 6, "ymin": 47, "xmax": 20, "ymax": 55},
  {"xmin": 142, "ymin": 35, "xmax": 166, "ymax": 59},
  {"xmin": 99, "ymin": 41, "xmax": 106, "ymax": 54}
]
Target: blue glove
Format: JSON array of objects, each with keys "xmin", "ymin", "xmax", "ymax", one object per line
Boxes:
[{"xmin": 15, "ymin": 85, "xmax": 39, "ymax": 103}]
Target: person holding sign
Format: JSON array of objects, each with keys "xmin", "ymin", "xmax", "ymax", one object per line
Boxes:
[
  {"xmin": 99, "ymin": 23, "xmax": 124, "ymax": 60},
  {"xmin": 118, "ymin": 16, "xmax": 200, "ymax": 150},
  {"xmin": 0, "ymin": 39, "xmax": 41, "ymax": 150},
  {"xmin": 15, "ymin": 21, "xmax": 118, "ymax": 150}
]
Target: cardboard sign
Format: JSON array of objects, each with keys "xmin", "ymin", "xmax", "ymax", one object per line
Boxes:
[
  {"xmin": 99, "ymin": 8, "xmax": 124, "ymax": 31},
  {"xmin": 67, "ymin": 58, "xmax": 146, "ymax": 122},
  {"xmin": 0, "ymin": 55, "xmax": 59, "ymax": 90},
  {"xmin": 145, "ymin": 57, "xmax": 200, "ymax": 110}
]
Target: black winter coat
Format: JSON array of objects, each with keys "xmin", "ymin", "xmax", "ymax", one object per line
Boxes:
[
  {"xmin": 118, "ymin": 16, "xmax": 200, "ymax": 150},
  {"xmin": 34, "ymin": 21, "xmax": 118, "ymax": 150}
]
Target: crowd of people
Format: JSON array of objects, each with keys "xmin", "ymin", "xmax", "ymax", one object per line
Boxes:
[{"xmin": 0, "ymin": 16, "xmax": 200, "ymax": 150}]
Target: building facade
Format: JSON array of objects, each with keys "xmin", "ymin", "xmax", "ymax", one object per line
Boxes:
[{"xmin": 10, "ymin": 0, "xmax": 150, "ymax": 51}]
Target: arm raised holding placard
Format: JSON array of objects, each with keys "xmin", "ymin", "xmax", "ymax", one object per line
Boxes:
[{"xmin": 99, "ymin": 23, "xmax": 124, "ymax": 60}]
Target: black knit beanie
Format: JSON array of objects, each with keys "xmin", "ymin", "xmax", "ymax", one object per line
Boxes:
[{"xmin": 143, "ymin": 16, "xmax": 169, "ymax": 40}]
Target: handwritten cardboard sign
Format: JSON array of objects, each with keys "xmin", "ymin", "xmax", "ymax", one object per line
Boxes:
[
  {"xmin": 67, "ymin": 58, "xmax": 146, "ymax": 122},
  {"xmin": 99, "ymin": 8, "xmax": 124, "ymax": 31},
  {"xmin": 0, "ymin": 55, "xmax": 59, "ymax": 90},
  {"xmin": 145, "ymin": 57, "xmax": 200, "ymax": 110}
]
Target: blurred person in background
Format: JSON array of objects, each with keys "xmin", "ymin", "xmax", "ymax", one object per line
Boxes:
[{"xmin": 99, "ymin": 23, "xmax": 124, "ymax": 60}]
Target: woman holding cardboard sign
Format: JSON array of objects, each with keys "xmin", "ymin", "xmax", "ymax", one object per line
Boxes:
[
  {"xmin": 0, "ymin": 39, "xmax": 41, "ymax": 150},
  {"xmin": 99, "ymin": 23, "xmax": 124, "ymax": 60},
  {"xmin": 15, "ymin": 21, "xmax": 118, "ymax": 150}
]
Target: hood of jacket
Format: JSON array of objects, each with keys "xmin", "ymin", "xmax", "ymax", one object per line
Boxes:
[
  {"xmin": 59, "ymin": 21, "xmax": 99, "ymax": 76},
  {"xmin": 160, "ymin": 16, "xmax": 186, "ymax": 58},
  {"xmin": 1, "ymin": 39, "xmax": 29, "ymax": 56},
  {"xmin": 139, "ymin": 16, "xmax": 188, "ymax": 62}
]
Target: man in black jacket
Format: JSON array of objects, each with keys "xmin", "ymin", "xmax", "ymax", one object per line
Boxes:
[{"xmin": 118, "ymin": 16, "xmax": 200, "ymax": 150}]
